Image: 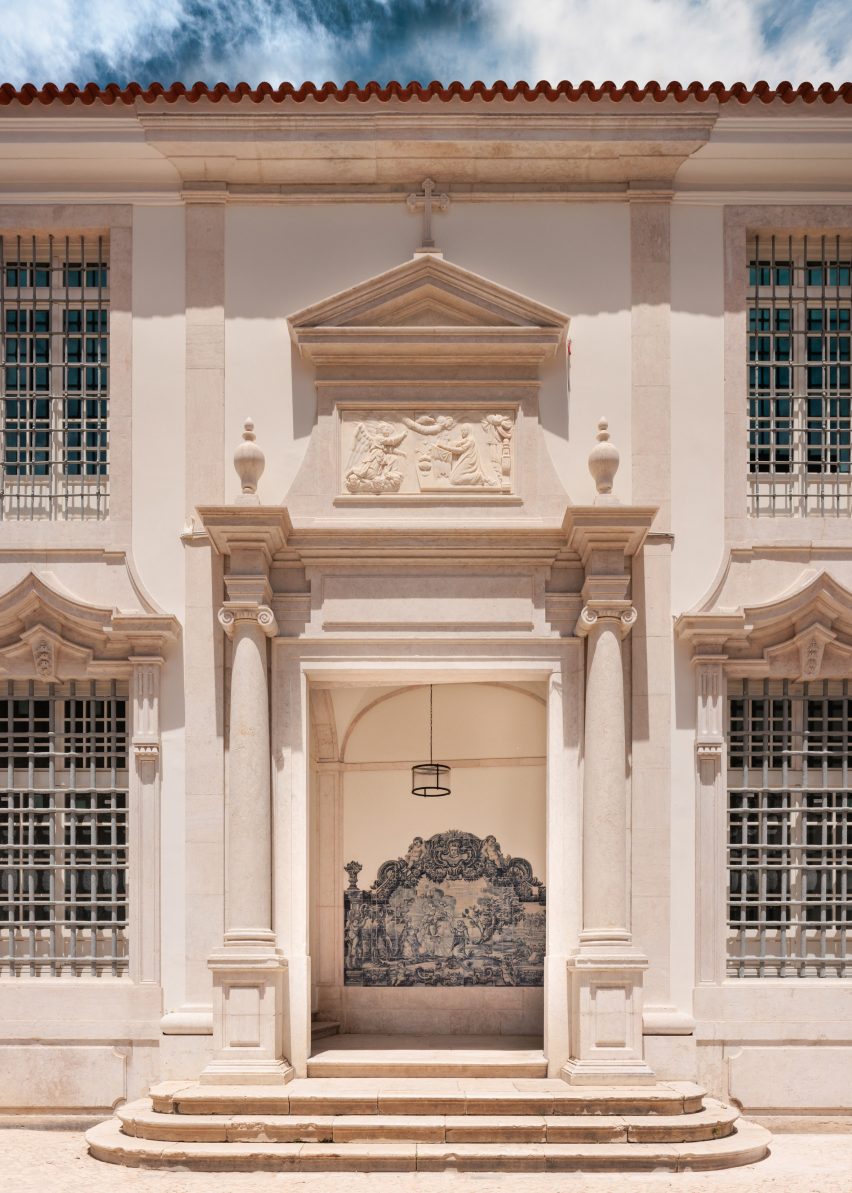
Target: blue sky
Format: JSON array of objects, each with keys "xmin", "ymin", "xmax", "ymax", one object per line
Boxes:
[{"xmin": 2, "ymin": 0, "xmax": 850, "ymax": 87}]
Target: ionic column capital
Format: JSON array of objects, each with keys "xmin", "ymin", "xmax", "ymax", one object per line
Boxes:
[
  {"xmin": 576, "ymin": 601, "xmax": 637, "ymax": 640},
  {"xmin": 218, "ymin": 602, "xmax": 278, "ymax": 639}
]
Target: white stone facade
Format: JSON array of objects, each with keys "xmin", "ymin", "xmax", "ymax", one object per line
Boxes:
[{"xmin": 0, "ymin": 90, "xmax": 851, "ymax": 1121}]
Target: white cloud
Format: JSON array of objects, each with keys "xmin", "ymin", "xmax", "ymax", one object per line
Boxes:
[
  {"xmin": 487, "ymin": 0, "xmax": 852, "ymax": 86},
  {"xmin": 1, "ymin": 1, "xmax": 183, "ymax": 85},
  {"xmin": 0, "ymin": 0, "xmax": 850, "ymax": 87}
]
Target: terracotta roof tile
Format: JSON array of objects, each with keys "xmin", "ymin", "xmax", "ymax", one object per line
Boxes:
[{"xmin": 0, "ymin": 80, "xmax": 850, "ymax": 106}]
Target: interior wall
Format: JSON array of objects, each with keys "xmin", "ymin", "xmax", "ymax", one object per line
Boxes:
[{"xmin": 313, "ymin": 681, "xmax": 548, "ymax": 1037}]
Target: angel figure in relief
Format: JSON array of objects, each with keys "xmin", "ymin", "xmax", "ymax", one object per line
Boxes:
[
  {"xmin": 345, "ymin": 421, "xmax": 407, "ymax": 494},
  {"xmin": 436, "ymin": 424, "xmax": 497, "ymax": 487}
]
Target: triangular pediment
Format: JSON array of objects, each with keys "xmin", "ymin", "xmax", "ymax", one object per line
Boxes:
[{"xmin": 287, "ymin": 253, "xmax": 569, "ymax": 361}]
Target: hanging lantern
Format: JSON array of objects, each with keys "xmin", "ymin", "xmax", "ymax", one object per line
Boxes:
[{"xmin": 411, "ymin": 684, "xmax": 451, "ymax": 798}]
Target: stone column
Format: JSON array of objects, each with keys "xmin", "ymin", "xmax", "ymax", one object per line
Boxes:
[
  {"xmin": 578, "ymin": 602, "xmax": 636, "ymax": 939},
  {"xmin": 219, "ymin": 603, "xmax": 277, "ymax": 943},
  {"xmin": 198, "ymin": 499, "xmax": 293, "ymax": 1086},
  {"xmin": 563, "ymin": 439, "xmax": 657, "ymax": 1086}
]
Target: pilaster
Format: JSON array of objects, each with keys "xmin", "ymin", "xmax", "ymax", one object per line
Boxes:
[
  {"xmin": 169, "ymin": 194, "xmax": 228, "ymax": 1043},
  {"xmin": 693, "ymin": 649, "xmax": 728, "ymax": 987},
  {"xmin": 130, "ymin": 658, "xmax": 162, "ymax": 986}
]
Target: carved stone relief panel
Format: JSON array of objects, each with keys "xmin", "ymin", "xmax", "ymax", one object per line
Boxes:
[
  {"xmin": 343, "ymin": 829, "xmax": 546, "ymax": 987},
  {"xmin": 339, "ymin": 407, "xmax": 516, "ymax": 497}
]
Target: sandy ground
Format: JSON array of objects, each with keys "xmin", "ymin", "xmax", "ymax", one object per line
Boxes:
[{"xmin": 0, "ymin": 1125, "xmax": 851, "ymax": 1193}]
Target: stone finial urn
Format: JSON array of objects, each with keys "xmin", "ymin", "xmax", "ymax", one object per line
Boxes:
[
  {"xmin": 588, "ymin": 417, "xmax": 620, "ymax": 504},
  {"xmin": 234, "ymin": 418, "xmax": 265, "ymax": 504}
]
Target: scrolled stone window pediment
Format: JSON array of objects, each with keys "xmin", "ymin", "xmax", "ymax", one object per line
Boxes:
[{"xmin": 678, "ymin": 570, "xmax": 852, "ymax": 682}]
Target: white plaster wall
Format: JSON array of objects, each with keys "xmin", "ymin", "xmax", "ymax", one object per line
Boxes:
[
  {"xmin": 131, "ymin": 204, "xmax": 187, "ymax": 1013},
  {"xmin": 224, "ymin": 203, "xmax": 631, "ymax": 506}
]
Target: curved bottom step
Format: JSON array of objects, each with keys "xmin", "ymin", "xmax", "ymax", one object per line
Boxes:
[{"xmin": 87, "ymin": 1116, "xmax": 771, "ymax": 1172}]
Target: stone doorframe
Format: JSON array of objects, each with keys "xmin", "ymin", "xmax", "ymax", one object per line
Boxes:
[
  {"xmin": 194, "ymin": 498, "xmax": 657, "ymax": 1086},
  {"xmin": 276, "ymin": 645, "xmax": 581, "ymax": 1078}
]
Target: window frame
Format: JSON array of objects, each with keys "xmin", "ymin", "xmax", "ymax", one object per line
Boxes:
[
  {"xmin": 725, "ymin": 678, "xmax": 852, "ymax": 979},
  {"xmin": 0, "ymin": 571, "xmax": 176, "ymax": 986},
  {"xmin": 723, "ymin": 208, "xmax": 852, "ymax": 547},
  {"xmin": 1, "ymin": 234, "xmax": 111, "ymax": 520},
  {"xmin": 0, "ymin": 208, "xmax": 131, "ymax": 548},
  {"xmin": 0, "ymin": 679, "xmax": 131, "ymax": 977}
]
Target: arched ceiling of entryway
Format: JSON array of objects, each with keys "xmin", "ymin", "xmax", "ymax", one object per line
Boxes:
[{"xmin": 333, "ymin": 681, "xmax": 546, "ymax": 765}]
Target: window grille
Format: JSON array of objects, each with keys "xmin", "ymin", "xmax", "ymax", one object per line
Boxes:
[
  {"xmin": 748, "ymin": 234, "xmax": 852, "ymax": 516},
  {"xmin": 0, "ymin": 235, "xmax": 109, "ymax": 520},
  {"xmin": 0, "ymin": 680, "xmax": 128, "ymax": 977},
  {"xmin": 727, "ymin": 679, "xmax": 852, "ymax": 977}
]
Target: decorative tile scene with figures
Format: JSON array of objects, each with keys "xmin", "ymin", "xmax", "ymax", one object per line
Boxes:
[{"xmin": 343, "ymin": 829, "xmax": 546, "ymax": 987}]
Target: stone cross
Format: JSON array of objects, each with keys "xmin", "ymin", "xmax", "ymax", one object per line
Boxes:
[{"xmin": 406, "ymin": 177, "xmax": 449, "ymax": 250}]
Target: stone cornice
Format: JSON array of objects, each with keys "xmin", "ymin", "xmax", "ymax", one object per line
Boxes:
[
  {"xmin": 563, "ymin": 506, "xmax": 658, "ymax": 564},
  {"xmin": 196, "ymin": 506, "xmax": 292, "ymax": 560}
]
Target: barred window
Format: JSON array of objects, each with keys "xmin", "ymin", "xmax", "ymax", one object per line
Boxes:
[
  {"xmin": 748, "ymin": 234, "xmax": 852, "ymax": 516},
  {"xmin": 0, "ymin": 235, "xmax": 109, "ymax": 520},
  {"xmin": 727, "ymin": 679, "xmax": 852, "ymax": 977},
  {"xmin": 0, "ymin": 681, "xmax": 128, "ymax": 976}
]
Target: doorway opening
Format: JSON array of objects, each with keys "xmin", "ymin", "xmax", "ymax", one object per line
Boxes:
[{"xmin": 308, "ymin": 679, "xmax": 547, "ymax": 1069}]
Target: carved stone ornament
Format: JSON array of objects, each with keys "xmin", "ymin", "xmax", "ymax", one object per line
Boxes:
[
  {"xmin": 218, "ymin": 603, "xmax": 278, "ymax": 638},
  {"xmin": 133, "ymin": 742, "xmax": 160, "ymax": 774},
  {"xmin": 577, "ymin": 603, "xmax": 637, "ymax": 639},
  {"xmin": 233, "ymin": 418, "xmax": 265, "ymax": 504},
  {"xmin": 31, "ymin": 636, "xmax": 56, "ymax": 680},
  {"xmin": 588, "ymin": 417, "xmax": 620, "ymax": 503},
  {"xmin": 340, "ymin": 408, "xmax": 515, "ymax": 496}
]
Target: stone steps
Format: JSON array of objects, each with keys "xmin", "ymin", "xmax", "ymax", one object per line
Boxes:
[
  {"xmin": 306, "ymin": 1039, "xmax": 547, "ymax": 1079},
  {"xmin": 310, "ymin": 1019, "xmax": 341, "ymax": 1041},
  {"xmin": 87, "ymin": 1116, "xmax": 771, "ymax": 1172},
  {"xmin": 149, "ymin": 1078, "xmax": 707, "ymax": 1117},
  {"xmin": 87, "ymin": 1078, "xmax": 770, "ymax": 1172},
  {"xmin": 117, "ymin": 1097, "xmax": 739, "ymax": 1144},
  {"xmin": 306, "ymin": 1034, "xmax": 547, "ymax": 1078}
]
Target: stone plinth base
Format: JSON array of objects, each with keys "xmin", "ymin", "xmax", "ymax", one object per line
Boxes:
[
  {"xmin": 563, "ymin": 945, "xmax": 655, "ymax": 1086},
  {"xmin": 200, "ymin": 946, "xmax": 292, "ymax": 1086}
]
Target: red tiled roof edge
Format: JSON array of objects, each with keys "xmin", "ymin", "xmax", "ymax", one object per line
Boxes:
[{"xmin": 1, "ymin": 80, "xmax": 851, "ymax": 106}]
